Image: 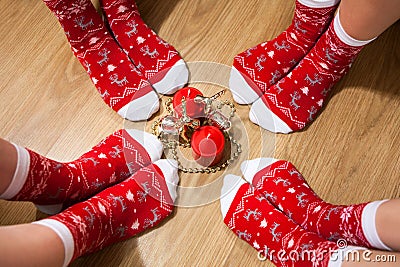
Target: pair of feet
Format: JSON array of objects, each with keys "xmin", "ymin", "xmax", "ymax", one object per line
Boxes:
[
  {"xmin": 230, "ymin": 0, "xmax": 371, "ymax": 133},
  {"xmin": 221, "ymin": 158, "xmax": 392, "ymax": 266},
  {"xmin": 44, "ymin": 0, "xmax": 189, "ymax": 121},
  {"xmin": 1, "ymin": 129, "xmax": 179, "ymax": 265}
]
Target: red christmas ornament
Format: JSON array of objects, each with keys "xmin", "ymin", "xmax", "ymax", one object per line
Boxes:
[
  {"xmin": 172, "ymin": 87, "xmax": 205, "ymax": 118},
  {"xmin": 191, "ymin": 126, "xmax": 225, "ymax": 167}
]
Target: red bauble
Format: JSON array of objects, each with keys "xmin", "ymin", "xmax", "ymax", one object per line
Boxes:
[
  {"xmin": 191, "ymin": 126, "xmax": 225, "ymax": 167},
  {"xmin": 173, "ymin": 87, "xmax": 205, "ymax": 118}
]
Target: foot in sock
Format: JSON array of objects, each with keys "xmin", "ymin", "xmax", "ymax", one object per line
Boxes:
[
  {"xmin": 43, "ymin": 0, "xmax": 159, "ymax": 120},
  {"xmin": 0, "ymin": 129, "xmax": 163, "ymax": 215},
  {"xmin": 230, "ymin": 0, "xmax": 339, "ymax": 105},
  {"xmin": 100, "ymin": 0, "xmax": 189, "ymax": 95},
  {"xmin": 33, "ymin": 160, "xmax": 179, "ymax": 266},
  {"xmin": 241, "ymin": 158, "xmax": 392, "ymax": 251},
  {"xmin": 249, "ymin": 14, "xmax": 375, "ymax": 133},
  {"xmin": 220, "ymin": 175, "xmax": 365, "ymax": 267}
]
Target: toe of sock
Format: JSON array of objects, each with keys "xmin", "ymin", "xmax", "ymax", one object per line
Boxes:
[
  {"xmin": 117, "ymin": 91, "xmax": 160, "ymax": 121},
  {"xmin": 220, "ymin": 175, "xmax": 247, "ymax": 220},
  {"xmin": 249, "ymin": 97, "xmax": 293, "ymax": 134},
  {"xmin": 153, "ymin": 159, "xmax": 179, "ymax": 203},
  {"xmin": 241, "ymin": 158, "xmax": 279, "ymax": 185},
  {"xmin": 229, "ymin": 66, "xmax": 262, "ymax": 105},
  {"xmin": 124, "ymin": 129, "xmax": 163, "ymax": 162},
  {"xmin": 152, "ymin": 59, "xmax": 189, "ymax": 95}
]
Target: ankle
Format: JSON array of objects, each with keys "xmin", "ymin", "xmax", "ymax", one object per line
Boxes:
[{"xmin": 0, "ymin": 140, "xmax": 18, "ymax": 196}]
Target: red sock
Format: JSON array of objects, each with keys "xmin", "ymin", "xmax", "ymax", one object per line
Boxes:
[
  {"xmin": 250, "ymin": 14, "xmax": 375, "ymax": 133},
  {"xmin": 220, "ymin": 175, "xmax": 348, "ymax": 267},
  {"xmin": 33, "ymin": 160, "xmax": 178, "ymax": 265},
  {"xmin": 100, "ymin": 0, "xmax": 189, "ymax": 95},
  {"xmin": 241, "ymin": 158, "xmax": 391, "ymax": 251},
  {"xmin": 43, "ymin": 0, "xmax": 159, "ymax": 121},
  {"xmin": 230, "ymin": 0, "xmax": 339, "ymax": 104},
  {"xmin": 0, "ymin": 129, "xmax": 163, "ymax": 214}
]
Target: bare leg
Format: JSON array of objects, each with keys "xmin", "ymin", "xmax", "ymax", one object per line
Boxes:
[
  {"xmin": 0, "ymin": 138, "xmax": 17, "ymax": 195},
  {"xmin": 0, "ymin": 140, "xmax": 64, "ymax": 265},
  {"xmin": 339, "ymin": 0, "xmax": 400, "ymax": 40},
  {"xmin": 325, "ymin": 0, "xmax": 400, "ymax": 251},
  {"xmin": 342, "ymin": 250, "xmax": 400, "ymax": 266},
  {"xmin": 0, "ymin": 224, "xmax": 64, "ymax": 267},
  {"xmin": 376, "ymin": 199, "xmax": 400, "ymax": 251}
]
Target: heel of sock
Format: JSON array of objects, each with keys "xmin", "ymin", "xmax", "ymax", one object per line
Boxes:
[{"xmin": 35, "ymin": 203, "xmax": 64, "ymax": 215}]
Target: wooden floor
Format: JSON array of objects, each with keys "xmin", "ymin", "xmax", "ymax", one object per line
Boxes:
[{"xmin": 0, "ymin": 0, "xmax": 399, "ymax": 266}]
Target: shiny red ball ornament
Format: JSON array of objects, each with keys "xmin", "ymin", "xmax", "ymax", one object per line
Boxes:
[
  {"xmin": 173, "ymin": 87, "xmax": 205, "ymax": 118},
  {"xmin": 191, "ymin": 126, "xmax": 225, "ymax": 167}
]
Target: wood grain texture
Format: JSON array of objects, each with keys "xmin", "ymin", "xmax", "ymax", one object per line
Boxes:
[{"xmin": 0, "ymin": 0, "xmax": 399, "ymax": 266}]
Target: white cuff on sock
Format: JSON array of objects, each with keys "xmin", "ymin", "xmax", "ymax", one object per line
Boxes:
[
  {"xmin": 32, "ymin": 219, "xmax": 75, "ymax": 267},
  {"xmin": 334, "ymin": 12, "xmax": 376, "ymax": 47},
  {"xmin": 125, "ymin": 129, "xmax": 163, "ymax": 163},
  {"xmin": 298, "ymin": 0, "xmax": 340, "ymax": 8},
  {"xmin": 362, "ymin": 200, "xmax": 392, "ymax": 251},
  {"xmin": 328, "ymin": 246, "xmax": 367, "ymax": 267},
  {"xmin": 0, "ymin": 144, "xmax": 30, "ymax": 199}
]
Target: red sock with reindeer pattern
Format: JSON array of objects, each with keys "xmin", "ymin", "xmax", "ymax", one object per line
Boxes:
[{"xmin": 43, "ymin": 0, "xmax": 159, "ymax": 121}]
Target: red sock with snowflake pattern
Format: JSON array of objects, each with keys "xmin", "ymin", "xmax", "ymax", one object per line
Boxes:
[
  {"xmin": 43, "ymin": 0, "xmax": 159, "ymax": 121},
  {"xmin": 220, "ymin": 175, "xmax": 366, "ymax": 267},
  {"xmin": 100, "ymin": 0, "xmax": 188, "ymax": 95},
  {"xmin": 249, "ymin": 13, "xmax": 376, "ymax": 133},
  {"xmin": 240, "ymin": 158, "xmax": 392, "ymax": 251},
  {"xmin": 230, "ymin": 0, "xmax": 339, "ymax": 104},
  {"xmin": 33, "ymin": 160, "xmax": 178, "ymax": 266},
  {"xmin": 0, "ymin": 129, "xmax": 163, "ymax": 214}
]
